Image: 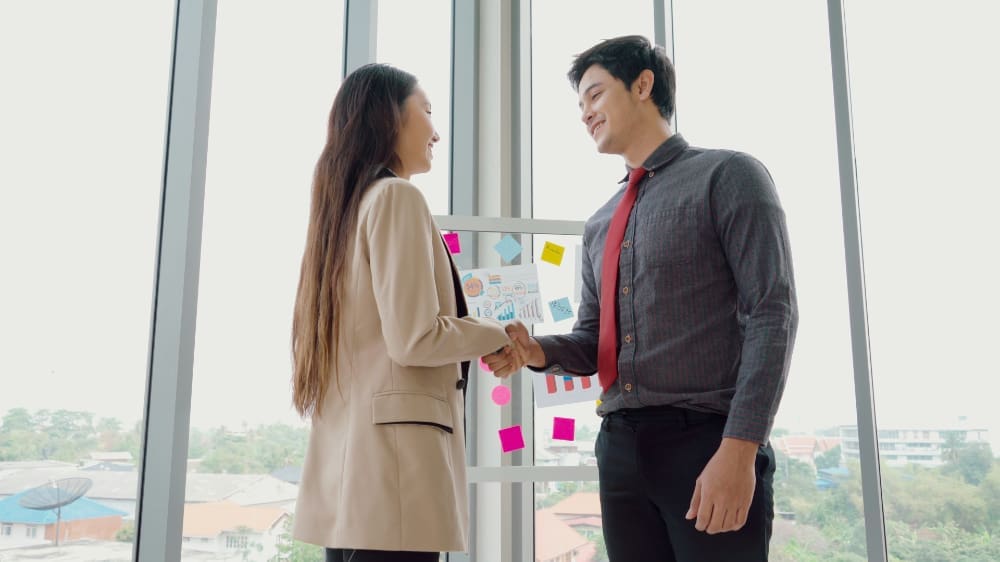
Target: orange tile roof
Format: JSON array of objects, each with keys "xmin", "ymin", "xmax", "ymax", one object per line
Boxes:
[
  {"xmin": 549, "ymin": 492, "xmax": 602, "ymax": 518},
  {"xmin": 535, "ymin": 509, "xmax": 590, "ymax": 562},
  {"xmin": 182, "ymin": 501, "xmax": 287, "ymax": 538}
]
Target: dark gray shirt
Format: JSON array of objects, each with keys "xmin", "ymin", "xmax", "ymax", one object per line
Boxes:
[{"xmin": 534, "ymin": 134, "xmax": 798, "ymax": 444}]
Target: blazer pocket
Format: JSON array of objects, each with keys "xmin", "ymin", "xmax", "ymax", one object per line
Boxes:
[{"xmin": 371, "ymin": 391, "xmax": 454, "ymax": 434}]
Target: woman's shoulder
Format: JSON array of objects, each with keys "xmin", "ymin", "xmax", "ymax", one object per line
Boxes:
[
  {"xmin": 367, "ymin": 175, "xmax": 425, "ymax": 202},
  {"xmin": 361, "ymin": 175, "xmax": 432, "ymax": 222}
]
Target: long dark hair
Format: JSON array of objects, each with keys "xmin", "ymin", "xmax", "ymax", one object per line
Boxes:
[{"xmin": 292, "ymin": 63, "xmax": 417, "ymax": 417}]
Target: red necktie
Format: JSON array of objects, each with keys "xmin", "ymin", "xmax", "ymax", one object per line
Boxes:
[{"xmin": 597, "ymin": 167, "xmax": 646, "ymax": 392}]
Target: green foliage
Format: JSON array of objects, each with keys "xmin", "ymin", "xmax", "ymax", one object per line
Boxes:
[
  {"xmin": 197, "ymin": 423, "xmax": 310, "ymax": 474},
  {"xmin": 0, "ymin": 408, "xmax": 100, "ymax": 462},
  {"xmin": 943, "ymin": 442, "xmax": 994, "ymax": 486},
  {"xmin": 535, "ymin": 480, "xmax": 599, "ymax": 509},
  {"xmin": 882, "ymin": 464, "xmax": 988, "ymax": 532},
  {"xmin": 115, "ymin": 522, "xmax": 135, "ymax": 543},
  {"xmin": 591, "ymin": 532, "xmax": 609, "ymax": 562},
  {"xmin": 814, "ymin": 445, "xmax": 842, "ymax": 471},
  {"xmin": 271, "ymin": 517, "xmax": 325, "ymax": 562}
]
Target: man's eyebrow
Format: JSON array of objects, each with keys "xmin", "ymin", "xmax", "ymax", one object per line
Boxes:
[{"xmin": 578, "ymin": 82, "xmax": 604, "ymax": 108}]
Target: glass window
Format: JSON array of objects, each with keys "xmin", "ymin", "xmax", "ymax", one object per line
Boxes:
[
  {"xmin": 845, "ymin": 1, "xmax": 1000, "ymax": 559},
  {"xmin": 673, "ymin": 1, "xmax": 867, "ymax": 559},
  {"xmin": 531, "ymin": 0, "xmax": 655, "ymax": 221},
  {"xmin": 184, "ymin": 2, "xmax": 343, "ymax": 560},
  {"xmin": 377, "ymin": 0, "xmax": 452, "ymax": 215},
  {"xmin": 529, "ymin": 3, "xmax": 654, "ymax": 556},
  {"xmin": 0, "ymin": 1, "xmax": 173, "ymax": 558}
]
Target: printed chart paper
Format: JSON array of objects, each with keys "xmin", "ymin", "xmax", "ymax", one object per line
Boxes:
[
  {"xmin": 533, "ymin": 372, "xmax": 602, "ymax": 407},
  {"xmin": 460, "ymin": 264, "xmax": 544, "ymax": 324}
]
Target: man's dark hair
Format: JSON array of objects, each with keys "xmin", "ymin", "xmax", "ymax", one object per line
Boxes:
[{"xmin": 567, "ymin": 35, "xmax": 676, "ymax": 121}]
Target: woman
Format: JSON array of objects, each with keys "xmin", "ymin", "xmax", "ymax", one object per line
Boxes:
[{"xmin": 291, "ymin": 64, "xmax": 512, "ymax": 562}]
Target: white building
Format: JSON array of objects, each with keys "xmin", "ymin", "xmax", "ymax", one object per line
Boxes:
[{"xmin": 839, "ymin": 419, "xmax": 989, "ymax": 467}]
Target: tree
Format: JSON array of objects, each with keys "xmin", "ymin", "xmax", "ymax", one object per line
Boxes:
[
  {"xmin": 1, "ymin": 408, "xmax": 34, "ymax": 432},
  {"xmin": 946, "ymin": 442, "xmax": 993, "ymax": 486},
  {"xmin": 272, "ymin": 517, "xmax": 324, "ymax": 562},
  {"xmin": 941, "ymin": 430, "xmax": 967, "ymax": 464},
  {"xmin": 115, "ymin": 522, "xmax": 135, "ymax": 543},
  {"xmin": 815, "ymin": 445, "xmax": 842, "ymax": 471}
]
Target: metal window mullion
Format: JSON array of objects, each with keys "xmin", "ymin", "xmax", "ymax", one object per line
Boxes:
[
  {"xmin": 449, "ymin": 0, "xmax": 479, "ymax": 559},
  {"xmin": 826, "ymin": 0, "xmax": 888, "ymax": 560},
  {"xmin": 654, "ymin": 0, "xmax": 677, "ymax": 132},
  {"xmin": 135, "ymin": 1, "xmax": 217, "ymax": 561},
  {"xmin": 511, "ymin": 1, "xmax": 534, "ymax": 561},
  {"xmin": 343, "ymin": 0, "xmax": 377, "ymax": 78},
  {"xmin": 434, "ymin": 215, "xmax": 584, "ymax": 236}
]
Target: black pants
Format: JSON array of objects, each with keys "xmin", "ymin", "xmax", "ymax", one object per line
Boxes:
[
  {"xmin": 325, "ymin": 549, "xmax": 438, "ymax": 562},
  {"xmin": 595, "ymin": 405, "xmax": 775, "ymax": 562}
]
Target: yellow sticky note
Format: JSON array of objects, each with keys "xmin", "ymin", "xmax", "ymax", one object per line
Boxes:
[{"xmin": 541, "ymin": 242, "xmax": 565, "ymax": 266}]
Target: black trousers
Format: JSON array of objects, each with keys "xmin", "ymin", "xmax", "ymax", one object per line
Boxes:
[
  {"xmin": 595, "ymin": 405, "xmax": 775, "ymax": 562},
  {"xmin": 325, "ymin": 549, "xmax": 438, "ymax": 562}
]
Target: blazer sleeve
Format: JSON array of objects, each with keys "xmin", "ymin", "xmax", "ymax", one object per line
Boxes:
[{"xmin": 364, "ymin": 180, "xmax": 509, "ymax": 367}]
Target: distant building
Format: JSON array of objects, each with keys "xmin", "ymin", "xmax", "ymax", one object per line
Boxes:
[
  {"xmin": 182, "ymin": 501, "xmax": 289, "ymax": 559},
  {"xmin": 839, "ymin": 420, "xmax": 989, "ymax": 467},
  {"xmin": 0, "ymin": 466, "xmax": 298, "ymax": 519},
  {"xmin": 0, "ymin": 491, "xmax": 126, "ymax": 548},
  {"xmin": 771, "ymin": 435, "xmax": 842, "ymax": 469},
  {"xmin": 548, "ymin": 492, "xmax": 603, "ymax": 542},
  {"xmin": 535, "ymin": 508, "xmax": 593, "ymax": 562},
  {"xmin": 269, "ymin": 465, "xmax": 301, "ymax": 485}
]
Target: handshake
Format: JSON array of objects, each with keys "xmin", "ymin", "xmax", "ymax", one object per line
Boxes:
[{"xmin": 482, "ymin": 320, "xmax": 545, "ymax": 378}]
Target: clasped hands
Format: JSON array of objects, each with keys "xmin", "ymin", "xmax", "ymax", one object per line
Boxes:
[
  {"xmin": 482, "ymin": 320, "xmax": 541, "ymax": 377},
  {"xmin": 482, "ymin": 321, "xmax": 758, "ymax": 536}
]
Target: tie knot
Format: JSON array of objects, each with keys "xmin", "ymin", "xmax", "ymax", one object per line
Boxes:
[{"xmin": 627, "ymin": 167, "xmax": 647, "ymax": 189}]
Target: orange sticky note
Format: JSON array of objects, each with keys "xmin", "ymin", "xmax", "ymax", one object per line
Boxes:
[{"xmin": 541, "ymin": 242, "xmax": 565, "ymax": 266}]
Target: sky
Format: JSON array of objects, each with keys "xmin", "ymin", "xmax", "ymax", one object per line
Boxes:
[{"xmin": 2, "ymin": 0, "xmax": 999, "ymax": 461}]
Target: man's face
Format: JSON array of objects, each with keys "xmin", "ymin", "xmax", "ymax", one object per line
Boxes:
[{"xmin": 577, "ymin": 64, "xmax": 637, "ymax": 156}]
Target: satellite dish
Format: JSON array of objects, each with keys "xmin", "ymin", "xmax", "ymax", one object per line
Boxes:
[{"xmin": 18, "ymin": 477, "xmax": 93, "ymax": 546}]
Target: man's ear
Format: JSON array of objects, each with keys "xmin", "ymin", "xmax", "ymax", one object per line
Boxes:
[{"xmin": 633, "ymin": 69, "xmax": 655, "ymax": 100}]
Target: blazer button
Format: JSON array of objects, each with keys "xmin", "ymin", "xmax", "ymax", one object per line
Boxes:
[{"xmin": 456, "ymin": 378, "xmax": 468, "ymax": 390}]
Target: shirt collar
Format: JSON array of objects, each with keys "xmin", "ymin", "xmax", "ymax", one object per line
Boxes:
[{"xmin": 619, "ymin": 133, "xmax": 689, "ymax": 183}]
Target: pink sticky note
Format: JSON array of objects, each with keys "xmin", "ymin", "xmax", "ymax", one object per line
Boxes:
[
  {"xmin": 499, "ymin": 425, "xmax": 525, "ymax": 452},
  {"xmin": 491, "ymin": 385, "xmax": 511, "ymax": 406},
  {"xmin": 443, "ymin": 232, "xmax": 461, "ymax": 254},
  {"xmin": 479, "ymin": 357, "xmax": 492, "ymax": 372},
  {"xmin": 552, "ymin": 417, "xmax": 575, "ymax": 441}
]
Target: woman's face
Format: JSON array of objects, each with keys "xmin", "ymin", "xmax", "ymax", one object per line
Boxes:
[{"xmin": 394, "ymin": 86, "xmax": 440, "ymax": 179}]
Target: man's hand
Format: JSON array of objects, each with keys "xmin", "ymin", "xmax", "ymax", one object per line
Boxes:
[
  {"xmin": 685, "ymin": 437, "xmax": 758, "ymax": 534},
  {"xmin": 504, "ymin": 321, "xmax": 546, "ymax": 370}
]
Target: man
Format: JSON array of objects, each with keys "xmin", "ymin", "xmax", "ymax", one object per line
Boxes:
[{"xmin": 485, "ymin": 35, "xmax": 797, "ymax": 561}]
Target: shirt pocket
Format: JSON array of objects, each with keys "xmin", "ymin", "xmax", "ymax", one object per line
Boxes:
[
  {"xmin": 641, "ymin": 206, "xmax": 702, "ymax": 267},
  {"xmin": 371, "ymin": 390, "xmax": 454, "ymax": 434}
]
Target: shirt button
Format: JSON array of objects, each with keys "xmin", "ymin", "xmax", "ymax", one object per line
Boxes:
[
  {"xmin": 625, "ymin": 383, "xmax": 633, "ymax": 392},
  {"xmin": 648, "ymin": 170, "xmax": 655, "ymax": 178},
  {"xmin": 624, "ymin": 334, "xmax": 632, "ymax": 344},
  {"xmin": 622, "ymin": 240, "xmax": 631, "ymax": 249},
  {"xmin": 622, "ymin": 286, "xmax": 629, "ymax": 295}
]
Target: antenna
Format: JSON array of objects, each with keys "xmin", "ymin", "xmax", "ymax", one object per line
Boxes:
[{"xmin": 18, "ymin": 477, "xmax": 93, "ymax": 546}]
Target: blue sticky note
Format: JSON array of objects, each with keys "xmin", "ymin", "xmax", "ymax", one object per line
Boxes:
[
  {"xmin": 548, "ymin": 297, "xmax": 574, "ymax": 322},
  {"xmin": 493, "ymin": 235, "xmax": 523, "ymax": 263}
]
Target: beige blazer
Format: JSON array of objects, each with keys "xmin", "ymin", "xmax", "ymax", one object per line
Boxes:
[{"xmin": 293, "ymin": 177, "xmax": 508, "ymax": 552}]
